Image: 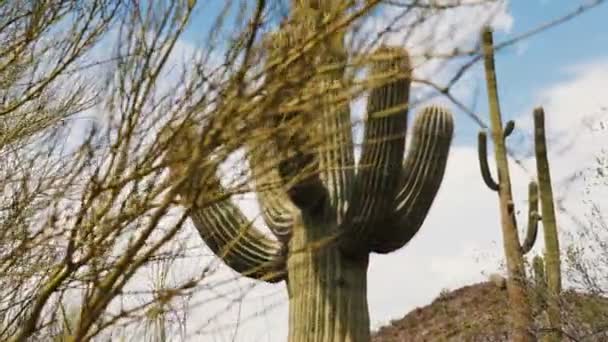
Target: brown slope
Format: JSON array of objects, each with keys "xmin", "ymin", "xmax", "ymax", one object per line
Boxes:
[{"xmin": 372, "ymin": 281, "xmax": 608, "ymax": 342}]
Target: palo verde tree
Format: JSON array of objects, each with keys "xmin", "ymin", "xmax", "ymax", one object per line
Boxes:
[
  {"xmin": 478, "ymin": 28, "xmax": 562, "ymax": 342},
  {"xmin": 166, "ymin": 1, "xmax": 454, "ymax": 341}
]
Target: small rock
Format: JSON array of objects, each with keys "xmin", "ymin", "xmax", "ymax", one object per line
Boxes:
[{"xmin": 488, "ymin": 273, "xmax": 507, "ymax": 289}]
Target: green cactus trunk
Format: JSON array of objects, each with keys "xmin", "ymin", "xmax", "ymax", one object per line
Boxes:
[
  {"xmin": 478, "ymin": 29, "xmax": 563, "ymax": 342},
  {"xmin": 287, "ymin": 220, "xmax": 370, "ymax": 342},
  {"xmin": 532, "ymin": 255, "xmax": 547, "ymax": 309},
  {"xmin": 480, "ymin": 28, "xmax": 534, "ymax": 342},
  {"xmin": 534, "ymin": 108, "xmax": 562, "ymax": 342}
]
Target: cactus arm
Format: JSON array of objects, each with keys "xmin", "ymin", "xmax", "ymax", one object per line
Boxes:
[
  {"xmin": 477, "ymin": 120, "xmax": 515, "ymax": 192},
  {"xmin": 533, "ymin": 255, "xmax": 546, "ymax": 288},
  {"xmin": 479, "ymin": 118, "xmax": 538, "ymax": 253},
  {"xmin": 170, "ymin": 155, "xmax": 287, "ymax": 282},
  {"xmin": 521, "ymin": 181, "xmax": 539, "ymax": 254},
  {"xmin": 337, "ymin": 47, "xmax": 411, "ymax": 248},
  {"xmin": 247, "ymin": 142, "xmax": 296, "ymax": 242},
  {"xmin": 264, "ymin": 32, "xmax": 327, "ymax": 212},
  {"xmin": 190, "ymin": 194, "xmax": 286, "ymax": 283},
  {"xmin": 478, "ymin": 131, "xmax": 500, "ymax": 191},
  {"xmin": 256, "ymin": 188, "xmax": 295, "ymax": 242},
  {"xmin": 297, "ymin": 2, "xmax": 355, "ymax": 221},
  {"xmin": 366, "ymin": 106, "xmax": 453, "ymax": 253},
  {"xmin": 264, "ymin": 3, "xmax": 353, "ymax": 216},
  {"xmin": 533, "ymin": 107, "xmax": 562, "ymax": 340},
  {"xmin": 533, "ymin": 254, "xmax": 548, "ymax": 310},
  {"xmin": 264, "ymin": 75, "xmax": 329, "ymax": 213},
  {"xmin": 317, "ymin": 83, "xmax": 355, "ymax": 223},
  {"xmin": 164, "ymin": 126, "xmax": 286, "ymax": 283},
  {"xmin": 504, "ymin": 120, "xmax": 515, "ymax": 137},
  {"xmin": 479, "ymin": 123, "xmax": 538, "ymax": 254}
]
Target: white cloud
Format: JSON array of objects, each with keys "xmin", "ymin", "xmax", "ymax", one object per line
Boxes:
[
  {"xmin": 512, "ymin": 58, "xmax": 608, "ymax": 232},
  {"xmin": 516, "ymin": 59, "xmax": 608, "ymax": 169}
]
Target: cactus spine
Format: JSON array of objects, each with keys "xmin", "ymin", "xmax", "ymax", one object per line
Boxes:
[
  {"xmin": 168, "ymin": 2, "xmax": 454, "ymax": 341},
  {"xmin": 478, "ymin": 29, "xmax": 562, "ymax": 341}
]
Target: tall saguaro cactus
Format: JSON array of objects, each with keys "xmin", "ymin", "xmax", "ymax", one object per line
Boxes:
[
  {"xmin": 533, "ymin": 107, "xmax": 562, "ymax": 342},
  {"xmin": 168, "ymin": 1, "xmax": 454, "ymax": 341},
  {"xmin": 479, "ymin": 27, "xmax": 535, "ymax": 342},
  {"xmin": 478, "ymin": 28, "xmax": 562, "ymax": 342}
]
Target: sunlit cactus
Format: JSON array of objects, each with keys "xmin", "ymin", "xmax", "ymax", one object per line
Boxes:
[
  {"xmin": 478, "ymin": 28, "xmax": 562, "ymax": 342},
  {"xmin": 166, "ymin": 1, "xmax": 455, "ymax": 341}
]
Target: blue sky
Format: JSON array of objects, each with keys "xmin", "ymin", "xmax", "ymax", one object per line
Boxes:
[{"xmin": 494, "ymin": 1, "xmax": 608, "ymax": 131}]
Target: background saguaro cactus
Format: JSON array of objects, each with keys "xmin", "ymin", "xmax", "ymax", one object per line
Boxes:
[
  {"xmin": 533, "ymin": 255, "xmax": 548, "ymax": 312},
  {"xmin": 168, "ymin": 1, "xmax": 454, "ymax": 341},
  {"xmin": 478, "ymin": 28, "xmax": 562, "ymax": 342},
  {"xmin": 479, "ymin": 27, "xmax": 535, "ymax": 342},
  {"xmin": 533, "ymin": 107, "xmax": 563, "ymax": 342}
]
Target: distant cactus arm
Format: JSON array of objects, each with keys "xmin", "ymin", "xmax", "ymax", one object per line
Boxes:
[
  {"xmin": 521, "ymin": 181, "xmax": 539, "ymax": 254},
  {"xmin": 340, "ymin": 48, "xmax": 411, "ymax": 243},
  {"xmin": 477, "ymin": 120, "xmax": 516, "ymax": 192},
  {"xmin": 532, "ymin": 255, "xmax": 547, "ymax": 310},
  {"xmin": 369, "ymin": 106, "xmax": 454, "ymax": 253},
  {"xmin": 478, "ymin": 131, "xmax": 500, "ymax": 191},
  {"xmin": 478, "ymin": 118, "xmax": 538, "ymax": 254},
  {"xmin": 190, "ymin": 198, "xmax": 286, "ymax": 283},
  {"xmin": 504, "ymin": 120, "xmax": 515, "ymax": 137}
]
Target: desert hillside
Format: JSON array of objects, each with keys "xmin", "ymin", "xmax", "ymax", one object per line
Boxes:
[{"xmin": 372, "ymin": 282, "xmax": 608, "ymax": 341}]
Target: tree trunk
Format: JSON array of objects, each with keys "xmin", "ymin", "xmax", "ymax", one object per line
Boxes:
[{"xmin": 287, "ymin": 217, "xmax": 370, "ymax": 342}]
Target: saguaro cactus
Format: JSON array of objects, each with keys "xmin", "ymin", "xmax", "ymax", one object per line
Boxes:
[
  {"xmin": 533, "ymin": 107, "xmax": 562, "ymax": 342},
  {"xmin": 533, "ymin": 255, "xmax": 547, "ymax": 309},
  {"xmin": 168, "ymin": 2, "xmax": 454, "ymax": 341},
  {"xmin": 478, "ymin": 28, "xmax": 562, "ymax": 342},
  {"xmin": 478, "ymin": 27, "xmax": 535, "ymax": 342}
]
